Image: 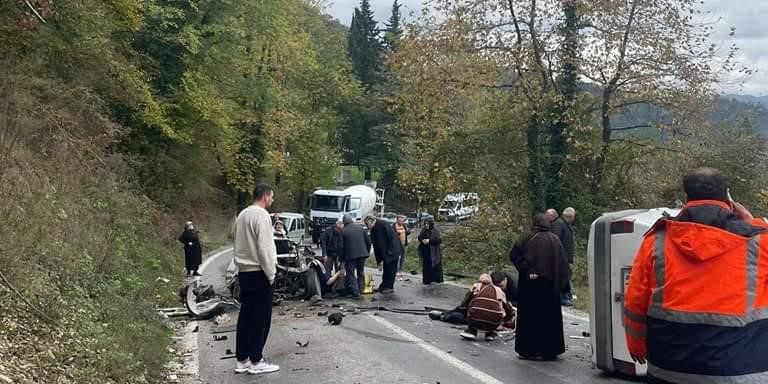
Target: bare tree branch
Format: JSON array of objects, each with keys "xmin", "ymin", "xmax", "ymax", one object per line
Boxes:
[
  {"xmin": 610, "ymin": 124, "xmax": 653, "ymax": 132},
  {"xmin": 23, "ymin": 0, "xmax": 47, "ymax": 24},
  {"xmin": 609, "ymin": 138, "xmax": 680, "ymax": 153}
]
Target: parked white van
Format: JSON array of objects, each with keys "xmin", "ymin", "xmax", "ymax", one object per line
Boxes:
[
  {"xmin": 275, "ymin": 212, "xmax": 307, "ymax": 244},
  {"xmin": 437, "ymin": 192, "xmax": 479, "ymax": 221}
]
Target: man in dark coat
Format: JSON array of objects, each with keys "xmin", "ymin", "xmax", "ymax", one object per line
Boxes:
[
  {"xmin": 341, "ymin": 215, "xmax": 371, "ymax": 299},
  {"xmin": 509, "ymin": 213, "xmax": 571, "ymax": 361},
  {"xmin": 321, "ymin": 219, "xmax": 345, "ymax": 272},
  {"xmin": 550, "ymin": 207, "xmax": 575, "ymax": 306},
  {"xmin": 365, "ymin": 215, "xmax": 400, "ymax": 293},
  {"xmin": 178, "ymin": 221, "xmax": 202, "ymax": 276}
]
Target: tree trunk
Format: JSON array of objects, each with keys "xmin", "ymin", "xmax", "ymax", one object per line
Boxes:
[
  {"xmin": 591, "ymin": 87, "xmax": 614, "ymax": 195},
  {"xmin": 364, "ymin": 167, "xmax": 372, "ymax": 181},
  {"xmin": 527, "ymin": 113, "xmax": 545, "ymax": 214},
  {"xmin": 545, "ymin": 0, "xmax": 579, "ymax": 210}
]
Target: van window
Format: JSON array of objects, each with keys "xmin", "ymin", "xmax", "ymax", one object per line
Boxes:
[
  {"xmin": 349, "ymin": 198, "xmax": 361, "ymax": 211},
  {"xmin": 298, "ymin": 219, "xmax": 304, "ymax": 230},
  {"xmin": 289, "ymin": 219, "xmax": 297, "ymax": 232}
]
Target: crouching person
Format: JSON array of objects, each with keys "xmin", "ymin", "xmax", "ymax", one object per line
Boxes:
[
  {"xmin": 318, "ymin": 256, "xmax": 346, "ymax": 298},
  {"xmin": 460, "ymin": 272, "xmax": 515, "ymax": 341}
]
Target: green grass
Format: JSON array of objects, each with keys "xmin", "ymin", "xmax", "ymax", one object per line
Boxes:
[{"xmin": 572, "ymin": 284, "xmax": 591, "ymax": 312}]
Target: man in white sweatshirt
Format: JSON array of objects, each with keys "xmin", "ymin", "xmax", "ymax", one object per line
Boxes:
[{"xmin": 233, "ymin": 183, "xmax": 280, "ymax": 375}]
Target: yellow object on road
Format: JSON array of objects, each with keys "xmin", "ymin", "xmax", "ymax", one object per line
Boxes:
[{"xmin": 363, "ymin": 273, "xmax": 374, "ymax": 294}]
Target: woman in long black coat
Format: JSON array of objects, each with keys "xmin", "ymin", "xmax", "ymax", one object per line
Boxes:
[
  {"xmin": 418, "ymin": 219, "xmax": 444, "ymax": 285},
  {"xmin": 509, "ymin": 213, "xmax": 571, "ymax": 360},
  {"xmin": 178, "ymin": 221, "xmax": 202, "ymax": 276}
]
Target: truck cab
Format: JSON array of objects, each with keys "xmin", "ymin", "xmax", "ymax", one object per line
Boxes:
[{"xmin": 309, "ymin": 184, "xmax": 382, "ymax": 243}]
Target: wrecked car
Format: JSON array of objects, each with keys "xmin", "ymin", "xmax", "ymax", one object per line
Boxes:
[{"xmin": 225, "ymin": 238, "xmax": 324, "ymax": 302}]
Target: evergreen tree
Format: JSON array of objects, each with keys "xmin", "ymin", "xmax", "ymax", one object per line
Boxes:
[
  {"xmin": 347, "ymin": 0, "xmax": 381, "ymax": 88},
  {"xmin": 384, "ymin": 0, "xmax": 403, "ymax": 51}
]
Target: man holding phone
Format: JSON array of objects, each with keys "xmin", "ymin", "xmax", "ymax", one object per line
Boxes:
[{"xmin": 623, "ymin": 168, "xmax": 768, "ymax": 383}]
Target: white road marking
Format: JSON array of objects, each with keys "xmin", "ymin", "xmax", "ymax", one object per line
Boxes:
[{"xmin": 369, "ymin": 314, "xmax": 506, "ymax": 384}]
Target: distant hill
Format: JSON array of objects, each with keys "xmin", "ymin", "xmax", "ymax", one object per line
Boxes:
[
  {"xmin": 723, "ymin": 94, "xmax": 768, "ymax": 107},
  {"xmin": 601, "ymin": 91, "xmax": 768, "ymax": 139},
  {"xmin": 718, "ymin": 95, "xmax": 768, "ymax": 137}
]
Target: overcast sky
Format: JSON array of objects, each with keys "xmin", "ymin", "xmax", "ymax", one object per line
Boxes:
[{"xmin": 326, "ymin": 1, "xmax": 766, "ymax": 96}]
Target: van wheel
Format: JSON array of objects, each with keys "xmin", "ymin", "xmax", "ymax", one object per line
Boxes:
[{"xmin": 305, "ymin": 268, "xmax": 322, "ymax": 299}]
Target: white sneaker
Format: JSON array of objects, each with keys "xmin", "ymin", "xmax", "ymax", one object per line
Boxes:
[
  {"xmin": 234, "ymin": 359, "xmax": 250, "ymax": 374},
  {"xmin": 460, "ymin": 330, "xmax": 477, "ymax": 341},
  {"xmin": 248, "ymin": 358, "xmax": 280, "ymax": 374}
]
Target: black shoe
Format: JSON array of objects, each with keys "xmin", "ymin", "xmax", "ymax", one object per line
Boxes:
[
  {"xmin": 193, "ymin": 272, "xmax": 202, "ymax": 276},
  {"xmin": 380, "ymin": 288, "xmax": 394, "ymax": 294}
]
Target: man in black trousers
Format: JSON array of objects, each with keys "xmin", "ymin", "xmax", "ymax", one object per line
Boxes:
[
  {"xmin": 341, "ymin": 215, "xmax": 371, "ymax": 299},
  {"xmin": 365, "ymin": 215, "xmax": 400, "ymax": 294},
  {"xmin": 232, "ymin": 183, "xmax": 280, "ymax": 375}
]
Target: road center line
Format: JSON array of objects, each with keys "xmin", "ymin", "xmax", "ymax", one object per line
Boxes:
[{"xmin": 369, "ymin": 313, "xmax": 506, "ymax": 384}]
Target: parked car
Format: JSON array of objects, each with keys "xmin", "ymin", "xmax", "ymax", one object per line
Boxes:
[{"xmin": 406, "ymin": 211, "xmax": 433, "ymax": 229}]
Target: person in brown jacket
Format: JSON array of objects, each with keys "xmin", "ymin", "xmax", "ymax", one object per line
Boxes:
[{"xmin": 459, "ymin": 271, "xmax": 515, "ymax": 341}]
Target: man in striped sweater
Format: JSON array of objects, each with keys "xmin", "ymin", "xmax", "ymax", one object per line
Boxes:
[{"xmin": 460, "ymin": 271, "xmax": 516, "ymax": 341}]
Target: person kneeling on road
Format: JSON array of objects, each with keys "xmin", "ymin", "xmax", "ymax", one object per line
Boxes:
[
  {"xmin": 460, "ymin": 271, "xmax": 515, "ymax": 342},
  {"xmin": 315, "ymin": 255, "xmax": 346, "ymax": 298}
]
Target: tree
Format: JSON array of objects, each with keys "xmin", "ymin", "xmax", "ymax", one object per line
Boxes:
[
  {"xmin": 392, "ymin": 0, "xmax": 741, "ymax": 214},
  {"xmin": 347, "ymin": 0, "xmax": 381, "ymax": 89},
  {"xmin": 579, "ymin": 0, "xmax": 740, "ymax": 195},
  {"xmin": 384, "ymin": 0, "xmax": 403, "ymax": 51},
  {"xmin": 545, "ymin": 0, "xmax": 580, "ymax": 211}
]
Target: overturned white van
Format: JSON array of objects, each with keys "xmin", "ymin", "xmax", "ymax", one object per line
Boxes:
[{"xmin": 587, "ymin": 208, "xmax": 680, "ymax": 376}]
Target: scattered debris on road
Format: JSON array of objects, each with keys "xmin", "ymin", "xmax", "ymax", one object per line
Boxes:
[
  {"xmin": 158, "ymin": 307, "xmax": 190, "ymax": 318},
  {"xmin": 328, "ymin": 312, "xmax": 343, "ymax": 325},
  {"xmin": 213, "ymin": 313, "xmax": 231, "ymax": 325}
]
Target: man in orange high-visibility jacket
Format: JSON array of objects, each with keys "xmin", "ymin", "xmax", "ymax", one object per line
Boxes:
[{"xmin": 624, "ymin": 168, "xmax": 768, "ymax": 384}]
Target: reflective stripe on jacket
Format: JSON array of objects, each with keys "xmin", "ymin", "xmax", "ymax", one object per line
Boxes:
[{"xmin": 624, "ymin": 200, "xmax": 768, "ymax": 383}]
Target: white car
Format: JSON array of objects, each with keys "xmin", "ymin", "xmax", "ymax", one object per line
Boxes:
[
  {"xmin": 225, "ymin": 238, "xmax": 323, "ymax": 302},
  {"xmin": 275, "ymin": 212, "xmax": 307, "ymax": 244},
  {"xmin": 437, "ymin": 193, "xmax": 479, "ymax": 221}
]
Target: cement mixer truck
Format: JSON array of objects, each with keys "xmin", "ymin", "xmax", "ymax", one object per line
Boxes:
[{"xmin": 309, "ymin": 184, "xmax": 384, "ymax": 243}]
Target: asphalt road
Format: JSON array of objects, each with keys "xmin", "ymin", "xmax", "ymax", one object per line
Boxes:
[{"xmin": 193, "ymin": 247, "xmax": 640, "ymax": 384}]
